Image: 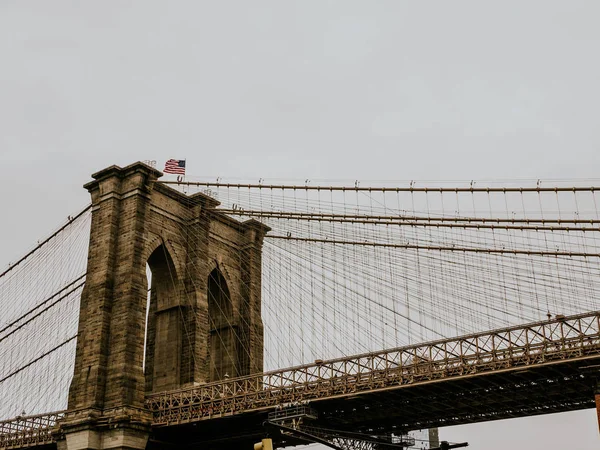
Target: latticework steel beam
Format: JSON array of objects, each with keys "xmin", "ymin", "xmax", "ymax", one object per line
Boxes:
[
  {"xmin": 0, "ymin": 411, "xmax": 63, "ymax": 449},
  {"xmin": 147, "ymin": 311, "xmax": 600, "ymax": 425},
  {"xmin": 1, "ymin": 312, "xmax": 599, "ymax": 448}
]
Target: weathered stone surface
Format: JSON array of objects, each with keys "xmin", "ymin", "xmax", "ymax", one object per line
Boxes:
[{"xmin": 60, "ymin": 162, "xmax": 268, "ymax": 450}]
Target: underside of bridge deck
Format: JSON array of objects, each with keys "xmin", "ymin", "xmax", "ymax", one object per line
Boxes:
[{"xmin": 147, "ymin": 357, "xmax": 599, "ymax": 450}]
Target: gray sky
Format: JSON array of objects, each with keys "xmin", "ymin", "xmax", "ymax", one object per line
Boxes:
[{"xmin": 1, "ymin": 1, "xmax": 599, "ymax": 448}]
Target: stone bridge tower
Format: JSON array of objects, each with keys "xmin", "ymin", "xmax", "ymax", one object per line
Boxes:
[{"xmin": 58, "ymin": 162, "xmax": 269, "ymax": 450}]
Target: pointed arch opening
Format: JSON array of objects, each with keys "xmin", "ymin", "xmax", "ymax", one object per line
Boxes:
[
  {"xmin": 144, "ymin": 244, "xmax": 185, "ymax": 392},
  {"xmin": 208, "ymin": 268, "xmax": 238, "ymax": 381}
]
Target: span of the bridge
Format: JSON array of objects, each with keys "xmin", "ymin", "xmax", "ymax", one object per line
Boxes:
[
  {"xmin": 2, "ymin": 311, "xmax": 599, "ymax": 449},
  {"xmin": 1, "ymin": 163, "xmax": 599, "ymax": 450}
]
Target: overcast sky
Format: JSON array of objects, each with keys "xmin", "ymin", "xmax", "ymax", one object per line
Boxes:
[{"xmin": 1, "ymin": 2, "xmax": 599, "ymax": 448}]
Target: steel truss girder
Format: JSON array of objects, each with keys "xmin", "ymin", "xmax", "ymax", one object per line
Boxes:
[
  {"xmin": 147, "ymin": 311, "xmax": 600, "ymax": 426},
  {"xmin": 267, "ymin": 422, "xmax": 415, "ymax": 450},
  {"xmin": 0, "ymin": 411, "xmax": 63, "ymax": 449},
  {"xmin": 1, "ymin": 312, "xmax": 599, "ymax": 448}
]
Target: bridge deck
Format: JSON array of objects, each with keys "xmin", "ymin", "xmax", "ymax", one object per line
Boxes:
[
  {"xmin": 147, "ymin": 311, "xmax": 600, "ymax": 425},
  {"xmin": 2, "ymin": 312, "xmax": 599, "ymax": 449},
  {"xmin": 0, "ymin": 412, "xmax": 62, "ymax": 450}
]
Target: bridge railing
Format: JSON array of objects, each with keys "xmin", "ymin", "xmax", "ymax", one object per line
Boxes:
[
  {"xmin": 147, "ymin": 311, "xmax": 600, "ymax": 425},
  {"xmin": 0, "ymin": 411, "xmax": 64, "ymax": 448},
  {"xmin": 1, "ymin": 313, "xmax": 599, "ymax": 438}
]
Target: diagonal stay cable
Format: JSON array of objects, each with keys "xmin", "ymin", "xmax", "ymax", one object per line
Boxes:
[
  {"xmin": 0, "ymin": 274, "xmax": 86, "ymax": 338},
  {"xmin": 0, "ymin": 336, "xmax": 77, "ymax": 385},
  {"xmin": 0, "ymin": 205, "xmax": 91, "ymax": 280}
]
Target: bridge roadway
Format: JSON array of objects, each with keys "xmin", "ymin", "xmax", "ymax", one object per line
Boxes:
[{"xmin": 1, "ymin": 311, "xmax": 599, "ymax": 449}]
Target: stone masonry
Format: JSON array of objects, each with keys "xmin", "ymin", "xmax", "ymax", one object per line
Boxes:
[{"xmin": 56, "ymin": 162, "xmax": 269, "ymax": 450}]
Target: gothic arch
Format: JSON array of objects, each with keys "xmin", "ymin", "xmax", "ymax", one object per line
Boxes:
[
  {"xmin": 143, "ymin": 235, "xmax": 185, "ymax": 281},
  {"xmin": 207, "ymin": 259, "xmax": 239, "ymax": 306},
  {"xmin": 207, "ymin": 266, "xmax": 239, "ymax": 381},
  {"xmin": 144, "ymin": 243, "xmax": 185, "ymax": 392}
]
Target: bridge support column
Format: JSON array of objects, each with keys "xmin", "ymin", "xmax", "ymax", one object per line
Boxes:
[
  {"xmin": 57, "ymin": 163, "xmax": 157, "ymax": 450},
  {"xmin": 53, "ymin": 162, "xmax": 269, "ymax": 449},
  {"xmin": 56, "ymin": 421, "xmax": 150, "ymax": 450},
  {"xmin": 240, "ymin": 221, "xmax": 269, "ymax": 375},
  {"xmin": 56, "ymin": 406, "xmax": 151, "ymax": 450}
]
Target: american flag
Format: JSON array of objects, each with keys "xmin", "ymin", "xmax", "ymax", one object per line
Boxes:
[{"xmin": 163, "ymin": 159, "xmax": 186, "ymax": 175}]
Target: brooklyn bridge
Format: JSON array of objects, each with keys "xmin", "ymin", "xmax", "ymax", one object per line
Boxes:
[{"xmin": 0, "ymin": 162, "xmax": 599, "ymax": 450}]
